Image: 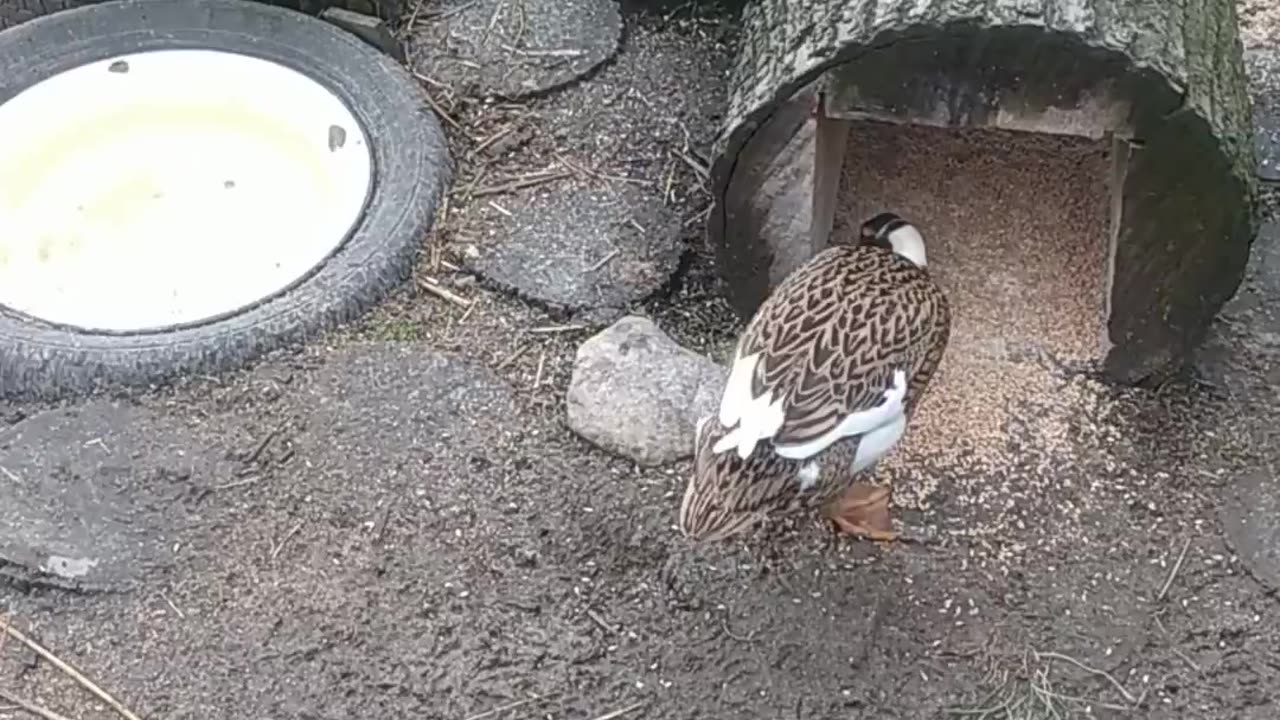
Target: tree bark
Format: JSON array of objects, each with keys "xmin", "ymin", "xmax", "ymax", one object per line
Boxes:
[{"xmin": 708, "ymin": 0, "xmax": 1259, "ymax": 384}]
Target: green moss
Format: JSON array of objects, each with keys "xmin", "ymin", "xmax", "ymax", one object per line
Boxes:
[{"xmin": 363, "ymin": 317, "xmax": 424, "ymax": 343}]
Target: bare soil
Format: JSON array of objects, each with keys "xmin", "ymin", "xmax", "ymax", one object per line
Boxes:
[{"xmin": 3, "ymin": 3, "xmax": 1280, "ymax": 720}]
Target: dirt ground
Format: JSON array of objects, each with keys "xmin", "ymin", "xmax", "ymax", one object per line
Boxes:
[{"xmin": 4, "ymin": 2, "xmax": 1280, "ymax": 719}]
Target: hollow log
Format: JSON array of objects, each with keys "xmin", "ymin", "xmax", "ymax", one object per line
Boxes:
[{"xmin": 707, "ymin": 0, "xmax": 1259, "ymax": 384}]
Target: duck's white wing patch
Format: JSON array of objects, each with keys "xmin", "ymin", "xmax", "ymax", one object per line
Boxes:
[
  {"xmin": 772, "ymin": 369, "xmax": 909, "ymax": 460},
  {"xmin": 717, "ymin": 346, "xmax": 758, "ymax": 427},
  {"xmin": 711, "ymin": 386, "xmax": 786, "ymax": 459},
  {"xmin": 710, "ymin": 349, "xmax": 787, "ymax": 459},
  {"xmin": 711, "ymin": 344, "xmax": 909, "ymax": 462}
]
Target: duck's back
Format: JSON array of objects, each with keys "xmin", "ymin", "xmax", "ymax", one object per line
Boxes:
[{"xmin": 733, "ymin": 244, "xmax": 950, "ymax": 452}]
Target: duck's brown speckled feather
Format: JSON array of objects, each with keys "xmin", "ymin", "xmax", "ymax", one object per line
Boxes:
[{"xmin": 739, "ymin": 244, "xmax": 950, "ymax": 447}]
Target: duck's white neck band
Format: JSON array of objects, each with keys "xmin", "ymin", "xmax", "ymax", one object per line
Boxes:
[{"xmin": 887, "ymin": 225, "xmax": 927, "ymax": 267}]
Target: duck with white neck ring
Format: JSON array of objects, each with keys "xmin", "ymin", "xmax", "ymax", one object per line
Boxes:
[
  {"xmin": 679, "ymin": 212, "xmax": 951, "ymax": 543},
  {"xmin": 859, "ymin": 211, "xmax": 927, "ymax": 266}
]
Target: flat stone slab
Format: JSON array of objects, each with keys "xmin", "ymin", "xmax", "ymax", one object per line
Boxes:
[
  {"xmin": 1249, "ymin": 53, "xmax": 1280, "ymax": 182},
  {"xmin": 1197, "ymin": 221, "xmax": 1280, "ymax": 392},
  {"xmin": 1242, "ymin": 6, "xmax": 1280, "ymax": 182},
  {"xmin": 295, "ymin": 342, "xmax": 516, "ymax": 455},
  {"xmin": 406, "ymin": 0, "xmax": 621, "ymax": 99},
  {"xmin": 467, "ymin": 181, "xmax": 682, "ymax": 311},
  {"xmin": 1222, "ymin": 466, "xmax": 1280, "ymax": 592},
  {"xmin": 0, "ymin": 402, "xmax": 205, "ymax": 593},
  {"xmin": 1255, "ymin": 92, "xmax": 1280, "ymax": 182},
  {"xmin": 0, "ymin": 345, "xmax": 515, "ymax": 595},
  {"xmin": 1199, "ymin": 219, "xmax": 1280, "ymax": 592}
]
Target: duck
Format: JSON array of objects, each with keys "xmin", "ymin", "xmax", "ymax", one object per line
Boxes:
[{"xmin": 679, "ymin": 212, "xmax": 951, "ymax": 542}]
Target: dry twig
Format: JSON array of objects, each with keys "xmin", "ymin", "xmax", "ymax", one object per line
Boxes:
[
  {"xmin": 585, "ymin": 609, "xmax": 616, "ymax": 634},
  {"xmin": 270, "ymin": 522, "xmax": 304, "ymax": 561},
  {"xmin": 1157, "ymin": 537, "xmax": 1192, "ymax": 602},
  {"xmin": 495, "ymin": 344, "xmax": 529, "ymax": 370},
  {"xmin": 474, "ymin": 124, "xmax": 516, "ymax": 153},
  {"xmin": 408, "ymin": 72, "xmax": 468, "ymax": 138},
  {"xmin": 462, "ymin": 693, "xmax": 552, "ymax": 720},
  {"xmin": 472, "ymin": 171, "xmax": 571, "ymax": 198},
  {"xmin": 479, "ymin": 0, "xmax": 508, "ymax": 45},
  {"xmin": 587, "ymin": 249, "xmax": 619, "ymax": 273},
  {"xmin": 532, "ymin": 350, "xmax": 546, "ymax": 388},
  {"xmin": 418, "ymin": 277, "xmax": 472, "ymax": 308},
  {"xmin": 0, "ymin": 620, "xmax": 143, "ymax": 720},
  {"xmin": 589, "ymin": 701, "xmax": 647, "ymax": 720},
  {"xmin": 673, "ymin": 148, "xmax": 709, "ymax": 182},
  {"xmin": 418, "ymin": 0, "xmax": 479, "ymax": 23},
  {"xmin": 212, "ymin": 476, "xmax": 260, "ymax": 492},
  {"xmin": 0, "ymin": 690, "xmax": 75, "ymax": 720},
  {"xmin": 1034, "ymin": 650, "xmax": 1139, "ymax": 706},
  {"xmin": 528, "ymin": 324, "xmax": 586, "ymax": 334}
]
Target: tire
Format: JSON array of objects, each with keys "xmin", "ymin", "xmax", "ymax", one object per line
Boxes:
[
  {"xmin": 0, "ymin": 0, "xmax": 452, "ymax": 401},
  {"xmin": 0, "ymin": 1, "xmax": 101, "ymax": 31},
  {"xmin": 0, "ymin": 1, "xmax": 405, "ymax": 32}
]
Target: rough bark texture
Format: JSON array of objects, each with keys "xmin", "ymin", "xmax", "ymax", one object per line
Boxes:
[
  {"xmin": 708, "ymin": 0, "xmax": 1259, "ymax": 384},
  {"xmin": 0, "ymin": 0, "xmax": 406, "ymax": 32}
]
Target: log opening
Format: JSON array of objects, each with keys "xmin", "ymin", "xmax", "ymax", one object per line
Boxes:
[{"xmin": 709, "ymin": 5, "xmax": 1258, "ymax": 385}]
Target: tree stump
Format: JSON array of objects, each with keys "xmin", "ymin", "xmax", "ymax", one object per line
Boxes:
[{"xmin": 707, "ymin": 0, "xmax": 1259, "ymax": 384}]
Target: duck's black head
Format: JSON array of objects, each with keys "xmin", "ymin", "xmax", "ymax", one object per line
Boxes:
[
  {"xmin": 859, "ymin": 212, "xmax": 909, "ymax": 246},
  {"xmin": 857, "ymin": 212, "xmax": 927, "ymax": 267}
]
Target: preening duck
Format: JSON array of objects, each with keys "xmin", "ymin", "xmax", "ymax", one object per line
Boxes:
[{"xmin": 679, "ymin": 212, "xmax": 950, "ymax": 542}]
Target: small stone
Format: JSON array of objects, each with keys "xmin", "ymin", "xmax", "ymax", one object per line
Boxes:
[{"xmin": 566, "ymin": 315, "xmax": 727, "ymax": 466}]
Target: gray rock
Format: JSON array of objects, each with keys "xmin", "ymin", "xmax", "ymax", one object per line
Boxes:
[
  {"xmin": 567, "ymin": 316, "xmax": 728, "ymax": 466},
  {"xmin": 0, "ymin": 402, "xmax": 205, "ymax": 593},
  {"xmin": 467, "ymin": 181, "xmax": 682, "ymax": 311},
  {"xmin": 406, "ymin": 0, "xmax": 621, "ymax": 100}
]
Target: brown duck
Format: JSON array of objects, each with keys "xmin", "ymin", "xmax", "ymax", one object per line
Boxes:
[{"xmin": 680, "ymin": 212, "xmax": 950, "ymax": 542}]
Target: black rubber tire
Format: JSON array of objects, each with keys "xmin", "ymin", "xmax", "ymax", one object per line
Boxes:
[
  {"xmin": 0, "ymin": 1, "xmax": 99, "ymax": 31},
  {"xmin": 0, "ymin": 1, "xmax": 406, "ymax": 32},
  {"xmin": 0, "ymin": 0, "xmax": 452, "ymax": 401}
]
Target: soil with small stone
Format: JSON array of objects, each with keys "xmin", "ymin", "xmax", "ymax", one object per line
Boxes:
[{"xmin": 4, "ymin": 2, "xmax": 1280, "ymax": 719}]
